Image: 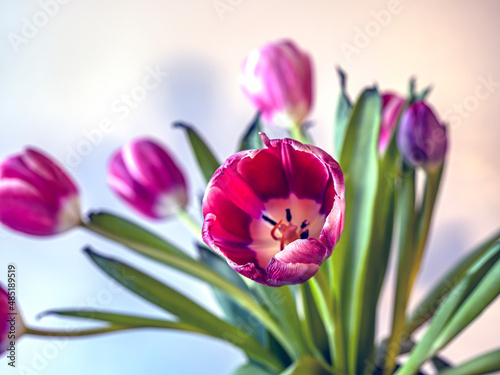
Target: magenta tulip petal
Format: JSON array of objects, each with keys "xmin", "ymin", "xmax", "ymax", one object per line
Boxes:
[
  {"xmin": 240, "ymin": 40, "xmax": 313, "ymax": 128},
  {"xmin": 0, "ymin": 286, "xmax": 8, "ymax": 355},
  {"xmin": 0, "ymin": 148, "xmax": 80, "ymax": 236},
  {"xmin": 378, "ymin": 93, "xmax": 406, "ymax": 155},
  {"xmin": 203, "ymin": 134, "xmax": 345, "ymax": 286},
  {"xmin": 107, "ymin": 138, "xmax": 188, "ymax": 219}
]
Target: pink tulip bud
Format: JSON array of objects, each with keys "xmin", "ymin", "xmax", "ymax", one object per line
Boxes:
[
  {"xmin": 202, "ymin": 133, "xmax": 345, "ymax": 287},
  {"xmin": 108, "ymin": 138, "xmax": 188, "ymax": 219},
  {"xmin": 396, "ymin": 102, "xmax": 448, "ymax": 171},
  {"xmin": 239, "ymin": 40, "xmax": 313, "ymax": 128},
  {"xmin": 0, "ymin": 148, "xmax": 81, "ymax": 236},
  {"xmin": 1, "ymin": 284, "xmax": 25, "ymax": 356},
  {"xmin": 378, "ymin": 92, "xmax": 406, "ymax": 155}
]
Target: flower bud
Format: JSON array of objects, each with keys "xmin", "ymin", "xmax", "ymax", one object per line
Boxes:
[
  {"xmin": 239, "ymin": 40, "xmax": 313, "ymax": 128},
  {"xmin": 378, "ymin": 92, "xmax": 406, "ymax": 155},
  {"xmin": 1, "ymin": 284, "xmax": 25, "ymax": 356},
  {"xmin": 0, "ymin": 148, "xmax": 81, "ymax": 236},
  {"xmin": 108, "ymin": 138, "xmax": 188, "ymax": 219},
  {"xmin": 396, "ymin": 102, "xmax": 448, "ymax": 171}
]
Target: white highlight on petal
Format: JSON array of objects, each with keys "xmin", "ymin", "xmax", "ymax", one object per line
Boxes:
[{"xmin": 57, "ymin": 195, "xmax": 81, "ymax": 233}]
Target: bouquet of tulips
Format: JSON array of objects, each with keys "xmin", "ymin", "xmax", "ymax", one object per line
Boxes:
[{"xmin": 1, "ymin": 40, "xmax": 499, "ymax": 375}]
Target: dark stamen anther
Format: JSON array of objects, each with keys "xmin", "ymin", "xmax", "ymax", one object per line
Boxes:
[
  {"xmin": 286, "ymin": 209, "xmax": 292, "ymax": 222},
  {"xmin": 262, "ymin": 215, "xmax": 277, "ymax": 226},
  {"xmin": 301, "ymin": 220, "xmax": 309, "ymax": 229},
  {"xmin": 300, "ymin": 229, "xmax": 309, "ymax": 239}
]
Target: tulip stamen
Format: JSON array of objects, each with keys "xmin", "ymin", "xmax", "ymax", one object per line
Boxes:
[
  {"xmin": 286, "ymin": 208, "xmax": 292, "ymax": 222},
  {"xmin": 300, "ymin": 229, "xmax": 309, "ymax": 239},
  {"xmin": 262, "ymin": 215, "xmax": 277, "ymax": 226},
  {"xmin": 271, "ymin": 220, "xmax": 283, "ymax": 241},
  {"xmin": 301, "ymin": 220, "xmax": 309, "ymax": 229}
]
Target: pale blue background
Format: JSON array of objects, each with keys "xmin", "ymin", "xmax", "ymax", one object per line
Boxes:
[{"xmin": 1, "ymin": 1, "xmax": 499, "ymax": 374}]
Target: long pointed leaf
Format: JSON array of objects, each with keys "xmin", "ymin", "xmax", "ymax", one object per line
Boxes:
[
  {"xmin": 239, "ymin": 112, "xmax": 264, "ymax": 151},
  {"xmin": 173, "ymin": 121, "xmax": 220, "ymax": 182},
  {"xmin": 396, "ymin": 243, "xmax": 500, "ymax": 375},
  {"xmin": 43, "ymin": 310, "xmax": 208, "ymax": 334},
  {"xmin": 85, "ymin": 248, "xmax": 283, "ymax": 372},
  {"xmin": 437, "ymin": 349, "xmax": 500, "ymax": 375},
  {"xmin": 333, "ymin": 67, "xmax": 352, "ymax": 160},
  {"xmin": 406, "ymin": 229, "xmax": 500, "ymax": 334}
]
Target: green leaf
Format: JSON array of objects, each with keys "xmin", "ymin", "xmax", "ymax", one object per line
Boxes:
[
  {"xmin": 233, "ymin": 363, "xmax": 276, "ymax": 375},
  {"xmin": 43, "ymin": 310, "xmax": 208, "ymax": 335},
  {"xmin": 84, "ymin": 248, "xmax": 284, "ymax": 372},
  {"xmin": 252, "ymin": 284, "xmax": 308, "ymax": 361},
  {"xmin": 437, "ymin": 349, "xmax": 500, "ymax": 375},
  {"xmin": 239, "ymin": 112, "xmax": 264, "ymax": 151},
  {"xmin": 197, "ymin": 244, "xmax": 267, "ymax": 346},
  {"xmin": 333, "ymin": 67, "xmax": 352, "ymax": 160},
  {"xmin": 173, "ymin": 121, "xmax": 220, "ymax": 182},
  {"xmin": 432, "ymin": 252, "xmax": 500, "ymax": 351},
  {"xmin": 396, "ymin": 243, "xmax": 500, "ymax": 375},
  {"xmin": 85, "ymin": 211, "xmax": 191, "ymax": 260},
  {"xmin": 82, "ymin": 213, "xmax": 293, "ymax": 360},
  {"xmin": 280, "ymin": 356, "xmax": 332, "ymax": 375},
  {"xmin": 431, "ymin": 355, "xmax": 452, "ymax": 371},
  {"xmin": 405, "ymin": 229, "xmax": 500, "ymax": 334},
  {"xmin": 330, "ymin": 87, "xmax": 381, "ymax": 373}
]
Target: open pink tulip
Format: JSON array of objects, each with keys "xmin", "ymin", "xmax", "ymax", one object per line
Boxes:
[
  {"xmin": 239, "ymin": 40, "xmax": 313, "ymax": 128},
  {"xmin": 202, "ymin": 134, "xmax": 345, "ymax": 287},
  {"xmin": 108, "ymin": 138, "xmax": 188, "ymax": 219},
  {"xmin": 0, "ymin": 148, "xmax": 81, "ymax": 236},
  {"xmin": 378, "ymin": 92, "xmax": 406, "ymax": 155}
]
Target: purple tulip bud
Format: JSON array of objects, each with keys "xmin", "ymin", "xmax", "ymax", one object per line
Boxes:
[
  {"xmin": 396, "ymin": 102, "xmax": 448, "ymax": 171},
  {"xmin": 202, "ymin": 133, "xmax": 345, "ymax": 287},
  {"xmin": 378, "ymin": 92, "xmax": 406, "ymax": 155},
  {"xmin": 0, "ymin": 148, "xmax": 81, "ymax": 236},
  {"xmin": 108, "ymin": 138, "xmax": 188, "ymax": 219},
  {"xmin": 1, "ymin": 284, "xmax": 25, "ymax": 356},
  {"xmin": 239, "ymin": 40, "xmax": 313, "ymax": 128}
]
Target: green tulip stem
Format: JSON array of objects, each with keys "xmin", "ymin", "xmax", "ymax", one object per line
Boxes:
[
  {"xmin": 308, "ymin": 276, "xmax": 339, "ymax": 373},
  {"xmin": 384, "ymin": 163, "xmax": 444, "ymax": 374},
  {"xmin": 25, "ymin": 325, "xmax": 131, "ymax": 337},
  {"xmin": 384, "ymin": 165, "xmax": 416, "ymax": 375},
  {"xmin": 176, "ymin": 208, "xmax": 204, "ymax": 243},
  {"xmin": 290, "ymin": 123, "xmax": 308, "ymax": 144}
]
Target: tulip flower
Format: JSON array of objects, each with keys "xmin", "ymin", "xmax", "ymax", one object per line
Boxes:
[
  {"xmin": 239, "ymin": 40, "xmax": 313, "ymax": 129},
  {"xmin": 396, "ymin": 102, "xmax": 448, "ymax": 171},
  {"xmin": 1, "ymin": 284, "xmax": 25, "ymax": 356},
  {"xmin": 0, "ymin": 148, "xmax": 81, "ymax": 236},
  {"xmin": 202, "ymin": 134, "xmax": 345, "ymax": 287},
  {"xmin": 108, "ymin": 138, "xmax": 188, "ymax": 219},
  {"xmin": 379, "ymin": 92, "xmax": 406, "ymax": 155}
]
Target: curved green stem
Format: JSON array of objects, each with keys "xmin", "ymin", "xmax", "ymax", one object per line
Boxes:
[
  {"xmin": 290, "ymin": 123, "xmax": 308, "ymax": 144},
  {"xmin": 25, "ymin": 326, "xmax": 130, "ymax": 337},
  {"xmin": 176, "ymin": 208, "xmax": 203, "ymax": 243},
  {"xmin": 308, "ymin": 277, "xmax": 337, "ymax": 373}
]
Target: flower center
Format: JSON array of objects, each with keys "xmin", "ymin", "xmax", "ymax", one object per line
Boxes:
[{"xmin": 262, "ymin": 209, "xmax": 310, "ymax": 250}]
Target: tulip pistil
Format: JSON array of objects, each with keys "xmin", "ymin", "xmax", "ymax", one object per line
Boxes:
[{"xmin": 265, "ymin": 209, "xmax": 311, "ymax": 250}]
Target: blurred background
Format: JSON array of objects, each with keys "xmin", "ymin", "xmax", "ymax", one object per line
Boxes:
[{"xmin": 0, "ymin": 0, "xmax": 499, "ymax": 374}]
